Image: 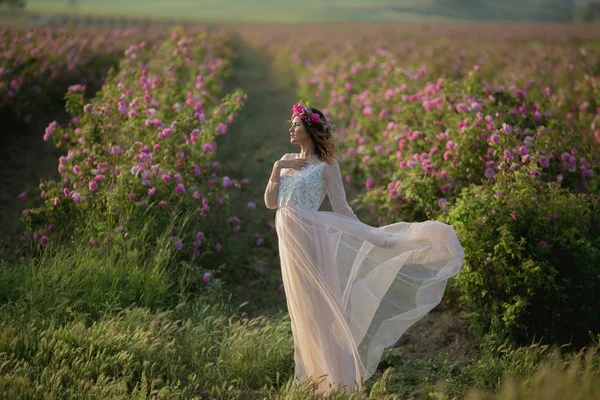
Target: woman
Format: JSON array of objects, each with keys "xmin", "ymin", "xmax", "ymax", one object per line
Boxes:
[{"xmin": 264, "ymin": 101, "xmax": 465, "ymax": 395}]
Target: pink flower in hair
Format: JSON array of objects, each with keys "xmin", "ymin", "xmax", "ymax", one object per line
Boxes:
[
  {"xmin": 292, "ymin": 104, "xmax": 304, "ymax": 114},
  {"xmin": 310, "ymin": 113, "xmax": 321, "ymax": 124}
]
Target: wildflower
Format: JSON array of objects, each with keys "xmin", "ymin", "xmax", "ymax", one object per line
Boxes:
[
  {"xmin": 172, "ymin": 236, "xmax": 183, "ymax": 251},
  {"xmin": 438, "ymin": 198, "xmax": 448, "ymax": 210},
  {"xmin": 216, "ymin": 123, "xmax": 228, "ymax": 134}
]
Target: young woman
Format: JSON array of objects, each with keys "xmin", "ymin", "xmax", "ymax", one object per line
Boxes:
[{"xmin": 264, "ymin": 102, "xmax": 465, "ymax": 395}]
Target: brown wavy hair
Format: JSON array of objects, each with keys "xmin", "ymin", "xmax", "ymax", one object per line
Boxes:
[{"xmin": 300, "ymin": 108, "xmax": 338, "ymax": 164}]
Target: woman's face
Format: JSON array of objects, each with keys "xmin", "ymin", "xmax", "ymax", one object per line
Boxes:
[{"xmin": 289, "ymin": 116, "xmax": 310, "ymax": 145}]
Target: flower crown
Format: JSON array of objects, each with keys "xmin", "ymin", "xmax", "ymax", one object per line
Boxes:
[{"xmin": 291, "ymin": 100, "xmax": 334, "ymax": 133}]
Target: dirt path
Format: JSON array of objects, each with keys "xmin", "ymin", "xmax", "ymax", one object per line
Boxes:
[{"xmin": 214, "ymin": 37, "xmax": 301, "ymax": 317}]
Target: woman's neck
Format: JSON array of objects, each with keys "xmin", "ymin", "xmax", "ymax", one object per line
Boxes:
[{"xmin": 299, "ymin": 144, "xmax": 316, "ymax": 158}]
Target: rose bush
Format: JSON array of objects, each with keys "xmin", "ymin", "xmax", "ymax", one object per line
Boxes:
[
  {"xmin": 0, "ymin": 26, "xmax": 164, "ymax": 127},
  {"xmin": 244, "ymin": 24, "xmax": 600, "ymax": 347},
  {"xmin": 16, "ymin": 27, "xmax": 253, "ymax": 289}
]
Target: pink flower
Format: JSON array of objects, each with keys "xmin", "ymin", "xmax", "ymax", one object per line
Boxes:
[
  {"xmin": 68, "ymin": 84, "xmax": 86, "ymax": 93},
  {"xmin": 247, "ymin": 201, "xmax": 256, "ymax": 210},
  {"xmin": 94, "ymin": 174, "xmax": 106, "ymax": 182},
  {"xmin": 172, "ymin": 236, "xmax": 183, "ymax": 251},
  {"xmin": 72, "ymin": 165, "xmax": 82, "ymax": 174},
  {"xmin": 53, "ymin": 197, "xmax": 61, "ymax": 206},
  {"xmin": 72, "ymin": 193, "xmax": 82, "ymax": 203},
  {"xmin": 214, "ymin": 243, "xmax": 222, "ymax": 252},
  {"xmin": 203, "ymin": 272, "xmax": 211, "ymax": 282},
  {"xmin": 518, "ymin": 146, "xmax": 529, "ymax": 156},
  {"xmin": 40, "ymin": 235, "xmax": 49, "ymax": 245},
  {"xmin": 310, "ymin": 113, "xmax": 321, "ymax": 123},
  {"xmin": 216, "ymin": 123, "xmax": 228, "ymax": 134},
  {"xmin": 17, "ymin": 192, "xmax": 27, "ymax": 201},
  {"xmin": 365, "ymin": 177, "xmax": 375, "ymax": 190},
  {"xmin": 536, "ymin": 240, "xmax": 548, "ymax": 249},
  {"xmin": 148, "ymin": 187, "xmax": 156, "ymax": 196},
  {"xmin": 202, "ymin": 143, "xmax": 214, "ymax": 152},
  {"xmin": 292, "ymin": 104, "xmax": 304, "ymax": 114},
  {"xmin": 88, "ymin": 181, "xmax": 98, "ymax": 191},
  {"xmin": 538, "ymin": 156, "xmax": 550, "ymax": 168},
  {"xmin": 175, "ymin": 183, "xmax": 185, "ymax": 193},
  {"xmin": 43, "ymin": 121, "xmax": 58, "ymax": 141},
  {"xmin": 438, "ymin": 198, "xmax": 448, "ymax": 210},
  {"xmin": 128, "ymin": 193, "xmax": 137, "ymax": 201}
]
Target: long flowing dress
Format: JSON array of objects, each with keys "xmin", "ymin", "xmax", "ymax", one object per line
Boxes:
[{"xmin": 263, "ymin": 152, "xmax": 465, "ymax": 395}]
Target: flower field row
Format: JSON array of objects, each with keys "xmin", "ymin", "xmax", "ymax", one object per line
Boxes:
[
  {"xmin": 240, "ymin": 23, "xmax": 600, "ymax": 347},
  {"xmin": 0, "ymin": 26, "xmax": 166, "ymax": 127},
  {"xmin": 15, "ymin": 27, "xmax": 256, "ymax": 288}
]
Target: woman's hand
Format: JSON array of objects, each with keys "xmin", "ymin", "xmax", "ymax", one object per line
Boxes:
[{"xmin": 276, "ymin": 157, "xmax": 308, "ymax": 170}]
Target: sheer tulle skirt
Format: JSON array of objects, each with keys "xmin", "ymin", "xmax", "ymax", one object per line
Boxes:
[{"xmin": 275, "ymin": 206, "xmax": 465, "ymax": 395}]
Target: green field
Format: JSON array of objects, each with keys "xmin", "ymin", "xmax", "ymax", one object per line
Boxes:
[{"xmin": 20, "ymin": 0, "xmax": 575, "ymax": 22}]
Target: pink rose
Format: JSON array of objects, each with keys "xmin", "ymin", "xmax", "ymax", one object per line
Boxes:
[
  {"xmin": 292, "ymin": 104, "xmax": 304, "ymax": 114},
  {"xmin": 310, "ymin": 113, "xmax": 321, "ymax": 123}
]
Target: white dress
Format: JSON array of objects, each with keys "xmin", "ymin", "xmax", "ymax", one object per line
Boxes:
[{"xmin": 264, "ymin": 153, "xmax": 465, "ymax": 395}]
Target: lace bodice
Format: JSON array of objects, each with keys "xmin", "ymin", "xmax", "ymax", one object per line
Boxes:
[
  {"xmin": 264, "ymin": 153, "xmax": 359, "ymax": 220},
  {"xmin": 278, "ymin": 156, "xmax": 327, "ymax": 210}
]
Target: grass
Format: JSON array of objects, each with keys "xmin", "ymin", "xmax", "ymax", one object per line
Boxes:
[{"xmin": 0, "ymin": 237, "xmax": 599, "ymax": 399}]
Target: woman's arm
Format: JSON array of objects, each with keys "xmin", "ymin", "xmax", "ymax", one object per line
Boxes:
[
  {"xmin": 323, "ymin": 159, "xmax": 359, "ymax": 220},
  {"xmin": 264, "ymin": 153, "xmax": 289, "ymax": 210}
]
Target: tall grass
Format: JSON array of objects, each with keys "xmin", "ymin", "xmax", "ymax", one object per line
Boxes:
[{"xmin": 1, "ymin": 227, "xmax": 599, "ymax": 398}]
